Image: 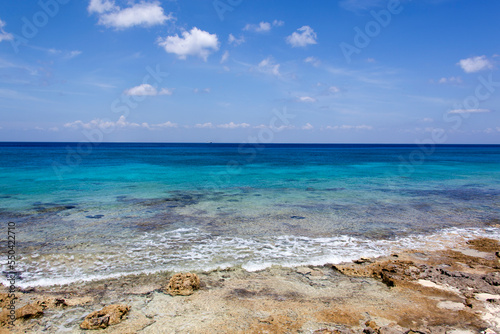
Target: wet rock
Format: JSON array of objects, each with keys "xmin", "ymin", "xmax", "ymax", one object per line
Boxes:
[
  {"xmin": 165, "ymin": 273, "xmax": 200, "ymax": 296},
  {"xmin": 86, "ymin": 215, "xmax": 104, "ymax": 219},
  {"xmin": 15, "ymin": 303, "xmax": 44, "ymax": 320},
  {"xmin": 80, "ymin": 304, "xmax": 130, "ymax": 330},
  {"xmin": 353, "ymin": 257, "xmax": 373, "ymax": 264}
]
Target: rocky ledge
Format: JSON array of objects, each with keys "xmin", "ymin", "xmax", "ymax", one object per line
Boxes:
[{"xmin": 0, "ymin": 237, "xmax": 499, "ymax": 333}]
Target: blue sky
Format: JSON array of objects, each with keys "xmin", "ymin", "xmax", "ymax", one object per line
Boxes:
[{"xmin": 0, "ymin": 0, "xmax": 499, "ymax": 143}]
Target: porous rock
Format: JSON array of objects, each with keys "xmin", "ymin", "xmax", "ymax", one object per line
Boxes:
[
  {"xmin": 80, "ymin": 304, "xmax": 130, "ymax": 330},
  {"xmin": 165, "ymin": 273, "xmax": 200, "ymax": 296},
  {"xmin": 15, "ymin": 303, "xmax": 44, "ymax": 320}
]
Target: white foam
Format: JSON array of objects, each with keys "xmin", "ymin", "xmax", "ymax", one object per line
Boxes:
[{"xmin": 2, "ymin": 226, "xmax": 499, "ymax": 288}]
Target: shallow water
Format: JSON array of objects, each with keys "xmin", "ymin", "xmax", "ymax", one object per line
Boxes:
[{"xmin": 1, "ymin": 143, "xmax": 499, "ymax": 287}]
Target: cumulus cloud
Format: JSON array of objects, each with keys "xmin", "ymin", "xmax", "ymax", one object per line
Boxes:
[
  {"xmin": 326, "ymin": 125, "xmax": 373, "ymax": 130},
  {"xmin": 157, "ymin": 27, "xmax": 219, "ymax": 61},
  {"xmin": 297, "ymin": 96, "xmax": 316, "ymax": 103},
  {"xmin": 448, "ymin": 108, "xmax": 491, "ymax": 114},
  {"xmin": 88, "ymin": 0, "xmax": 116, "ymax": 14},
  {"xmin": 243, "ymin": 22, "xmax": 271, "ymax": 32},
  {"xmin": 88, "ymin": 0, "xmax": 172, "ymax": 29},
  {"xmin": 124, "ymin": 84, "xmax": 172, "ymax": 96},
  {"xmin": 228, "ymin": 34, "xmax": 245, "ymax": 46},
  {"xmin": 194, "ymin": 122, "xmax": 215, "ymax": 129},
  {"xmin": 286, "ymin": 26, "xmax": 317, "ymax": 47},
  {"xmin": 457, "ymin": 56, "xmax": 494, "ymax": 73},
  {"xmin": 302, "ymin": 123, "xmax": 314, "ymax": 130},
  {"xmin": 64, "ymin": 115, "xmax": 178, "ymax": 130},
  {"xmin": 0, "ymin": 19, "xmax": 13, "ymax": 42},
  {"xmin": 257, "ymin": 57, "xmax": 280, "ymax": 76},
  {"xmin": 217, "ymin": 122, "xmax": 250, "ymax": 129}
]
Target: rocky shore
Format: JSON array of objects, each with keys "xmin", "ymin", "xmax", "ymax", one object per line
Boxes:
[{"xmin": 1, "ymin": 237, "xmax": 499, "ymax": 333}]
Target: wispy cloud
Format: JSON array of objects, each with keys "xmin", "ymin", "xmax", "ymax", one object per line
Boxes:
[
  {"xmin": 228, "ymin": 34, "xmax": 245, "ymax": 46},
  {"xmin": 326, "ymin": 124, "xmax": 373, "ymax": 130},
  {"xmin": 257, "ymin": 57, "xmax": 280, "ymax": 76},
  {"xmin": 286, "ymin": 26, "xmax": 317, "ymax": 47},
  {"xmin": 157, "ymin": 27, "xmax": 219, "ymax": 61},
  {"xmin": 0, "ymin": 19, "xmax": 13, "ymax": 42},
  {"xmin": 448, "ymin": 108, "xmax": 491, "ymax": 114},
  {"xmin": 297, "ymin": 96, "xmax": 316, "ymax": 103}
]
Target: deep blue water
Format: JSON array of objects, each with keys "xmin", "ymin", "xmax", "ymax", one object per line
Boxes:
[{"xmin": 1, "ymin": 142, "xmax": 499, "ymax": 287}]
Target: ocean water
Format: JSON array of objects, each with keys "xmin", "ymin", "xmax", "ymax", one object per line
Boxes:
[{"xmin": 1, "ymin": 142, "xmax": 499, "ymax": 287}]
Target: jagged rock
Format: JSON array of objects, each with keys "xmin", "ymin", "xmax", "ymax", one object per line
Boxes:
[
  {"xmin": 0, "ymin": 293, "xmax": 9, "ymax": 308},
  {"xmin": 15, "ymin": 303, "xmax": 44, "ymax": 320},
  {"xmin": 80, "ymin": 304, "xmax": 130, "ymax": 330},
  {"xmin": 165, "ymin": 273, "xmax": 200, "ymax": 296},
  {"xmin": 36, "ymin": 297, "xmax": 67, "ymax": 309}
]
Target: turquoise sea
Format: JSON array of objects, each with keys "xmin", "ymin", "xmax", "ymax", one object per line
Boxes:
[{"xmin": 1, "ymin": 143, "xmax": 499, "ymax": 287}]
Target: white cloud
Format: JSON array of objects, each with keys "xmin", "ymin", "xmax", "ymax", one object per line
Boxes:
[
  {"xmin": 155, "ymin": 121, "xmax": 177, "ymax": 128},
  {"xmin": 243, "ymin": 22, "xmax": 271, "ymax": 32},
  {"xmin": 286, "ymin": 26, "xmax": 317, "ymax": 47},
  {"xmin": 457, "ymin": 56, "xmax": 494, "ymax": 73},
  {"xmin": 217, "ymin": 122, "xmax": 250, "ymax": 129},
  {"xmin": 257, "ymin": 57, "xmax": 280, "ymax": 76},
  {"xmin": 421, "ymin": 118, "xmax": 434, "ymax": 123},
  {"xmin": 302, "ymin": 123, "xmax": 314, "ymax": 130},
  {"xmin": 0, "ymin": 19, "xmax": 13, "ymax": 42},
  {"xmin": 326, "ymin": 125, "xmax": 373, "ymax": 130},
  {"xmin": 339, "ymin": 0, "xmax": 386, "ymax": 11},
  {"xmin": 158, "ymin": 88, "xmax": 173, "ymax": 95},
  {"xmin": 228, "ymin": 34, "xmax": 245, "ymax": 46},
  {"xmin": 88, "ymin": 0, "xmax": 116, "ymax": 14},
  {"xmin": 438, "ymin": 76, "xmax": 462, "ymax": 84},
  {"xmin": 328, "ymin": 86, "xmax": 340, "ymax": 94},
  {"xmin": 47, "ymin": 48, "xmax": 82, "ymax": 59},
  {"xmin": 297, "ymin": 96, "xmax": 316, "ymax": 103},
  {"xmin": 193, "ymin": 88, "xmax": 211, "ymax": 94},
  {"xmin": 194, "ymin": 122, "xmax": 215, "ymax": 129},
  {"xmin": 220, "ymin": 50, "xmax": 229, "ymax": 64},
  {"xmin": 304, "ymin": 56, "xmax": 321, "ymax": 67},
  {"xmin": 64, "ymin": 116, "xmax": 177, "ymax": 130},
  {"xmin": 124, "ymin": 84, "xmax": 172, "ymax": 96},
  {"xmin": 157, "ymin": 27, "xmax": 219, "ymax": 61},
  {"xmin": 89, "ymin": 0, "xmax": 172, "ymax": 29},
  {"xmin": 273, "ymin": 20, "xmax": 284, "ymax": 27},
  {"xmin": 448, "ymin": 108, "xmax": 491, "ymax": 114}
]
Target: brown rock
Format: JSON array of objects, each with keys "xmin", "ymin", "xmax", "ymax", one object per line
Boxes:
[
  {"xmin": 0, "ymin": 293, "xmax": 9, "ymax": 308},
  {"xmin": 165, "ymin": 273, "xmax": 200, "ymax": 296},
  {"xmin": 36, "ymin": 297, "xmax": 67, "ymax": 309},
  {"xmin": 15, "ymin": 303, "xmax": 44, "ymax": 320},
  {"xmin": 80, "ymin": 304, "xmax": 130, "ymax": 330}
]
